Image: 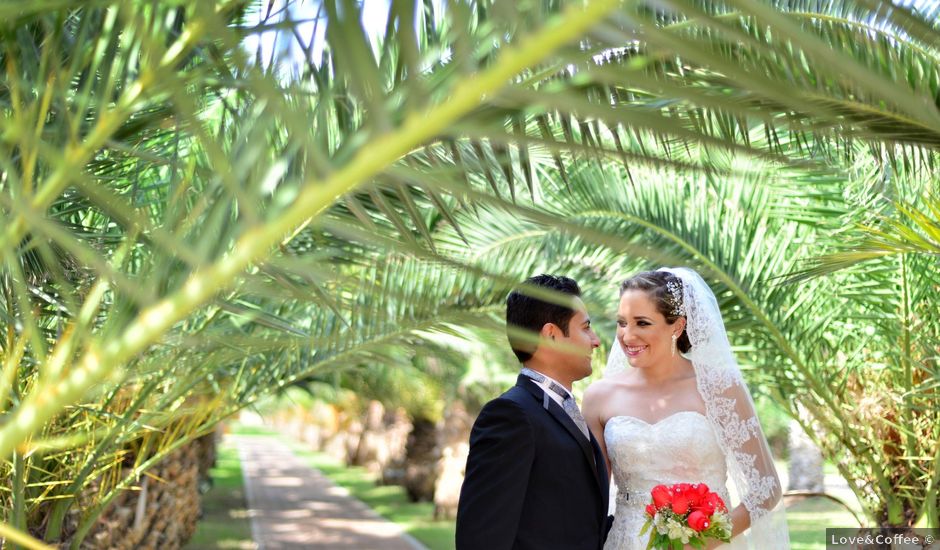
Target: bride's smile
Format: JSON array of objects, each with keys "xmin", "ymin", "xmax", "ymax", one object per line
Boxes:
[{"xmin": 622, "ymin": 344, "xmax": 648, "ymax": 357}]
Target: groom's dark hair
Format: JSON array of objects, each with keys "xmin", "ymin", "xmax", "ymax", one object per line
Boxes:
[{"xmin": 506, "ymin": 274, "xmax": 582, "ymax": 363}]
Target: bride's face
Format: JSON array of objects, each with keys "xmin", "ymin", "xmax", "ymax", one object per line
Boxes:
[{"xmin": 616, "ymin": 289, "xmax": 676, "ymax": 369}]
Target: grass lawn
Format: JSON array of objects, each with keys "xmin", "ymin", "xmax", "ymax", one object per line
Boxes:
[
  {"xmin": 184, "ymin": 434, "xmax": 256, "ymax": 550},
  {"xmin": 786, "ymin": 497, "xmax": 864, "ymax": 550}
]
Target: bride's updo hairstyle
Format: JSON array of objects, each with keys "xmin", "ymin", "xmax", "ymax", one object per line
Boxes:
[{"xmin": 620, "ymin": 271, "xmax": 692, "ymax": 353}]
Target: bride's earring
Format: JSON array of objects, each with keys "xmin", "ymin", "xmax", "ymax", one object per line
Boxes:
[{"xmin": 671, "ymin": 334, "xmax": 677, "ymax": 357}]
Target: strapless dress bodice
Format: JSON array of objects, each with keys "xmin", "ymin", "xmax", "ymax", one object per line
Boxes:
[{"xmin": 603, "ymin": 411, "xmax": 736, "ymax": 550}]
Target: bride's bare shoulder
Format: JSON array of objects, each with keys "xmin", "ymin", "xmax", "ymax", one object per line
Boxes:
[
  {"xmin": 584, "ymin": 374, "xmax": 636, "ymax": 403},
  {"xmin": 583, "ymin": 378, "xmax": 611, "ymax": 399}
]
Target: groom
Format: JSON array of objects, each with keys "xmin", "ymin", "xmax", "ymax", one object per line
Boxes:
[{"xmin": 456, "ymin": 274, "xmax": 611, "ymax": 550}]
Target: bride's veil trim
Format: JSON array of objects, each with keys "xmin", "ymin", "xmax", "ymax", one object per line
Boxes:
[{"xmin": 604, "ymin": 267, "xmax": 790, "ymax": 549}]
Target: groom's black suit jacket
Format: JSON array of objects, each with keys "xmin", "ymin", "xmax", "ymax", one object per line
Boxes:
[{"xmin": 456, "ymin": 374, "xmax": 610, "ymax": 550}]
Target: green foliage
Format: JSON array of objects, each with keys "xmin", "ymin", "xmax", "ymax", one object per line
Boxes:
[
  {"xmin": 753, "ymin": 396, "xmax": 790, "ymax": 459},
  {"xmin": 2, "ymin": 0, "xmax": 940, "ymax": 546},
  {"xmin": 446, "ymin": 151, "xmax": 939, "ymax": 527}
]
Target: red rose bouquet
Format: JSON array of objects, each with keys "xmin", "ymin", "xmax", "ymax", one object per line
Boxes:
[{"xmin": 639, "ymin": 483, "xmax": 731, "ymax": 550}]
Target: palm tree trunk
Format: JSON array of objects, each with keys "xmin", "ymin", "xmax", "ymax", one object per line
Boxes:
[
  {"xmin": 433, "ymin": 400, "xmax": 473, "ymax": 520},
  {"xmin": 787, "ymin": 408, "xmax": 824, "ymax": 492},
  {"xmin": 403, "ymin": 416, "xmax": 440, "ymax": 502}
]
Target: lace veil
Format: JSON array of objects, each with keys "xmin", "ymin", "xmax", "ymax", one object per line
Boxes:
[{"xmin": 605, "ymin": 267, "xmax": 789, "ymax": 549}]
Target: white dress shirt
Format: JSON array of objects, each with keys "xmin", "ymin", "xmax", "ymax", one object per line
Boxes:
[{"xmin": 524, "ymin": 369, "xmax": 571, "ymax": 407}]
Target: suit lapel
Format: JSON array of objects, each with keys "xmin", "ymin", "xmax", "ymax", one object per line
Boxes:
[
  {"xmin": 590, "ymin": 433, "xmax": 610, "ymax": 508},
  {"xmin": 516, "ymin": 375, "xmax": 603, "ymax": 490}
]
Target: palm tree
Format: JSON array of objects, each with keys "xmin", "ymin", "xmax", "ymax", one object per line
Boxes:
[
  {"xmin": 443, "ymin": 147, "xmax": 939, "ymax": 526},
  {"xmin": 2, "ymin": 0, "xmax": 940, "ymax": 546}
]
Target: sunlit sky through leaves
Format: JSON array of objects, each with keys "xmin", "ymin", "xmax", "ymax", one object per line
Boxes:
[
  {"xmin": 243, "ymin": 0, "xmax": 446, "ymax": 77},
  {"xmin": 243, "ymin": 0, "xmax": 940, "ymax": 78}
]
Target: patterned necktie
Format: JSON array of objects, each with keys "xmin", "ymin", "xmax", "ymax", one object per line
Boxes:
[
  {"xmin": 562, "ymin": 394, "xmax": 591, "ymax": 440},
  {"xmin": 521, "ymin": 368, "xmax": 591, "ymax": 440}
]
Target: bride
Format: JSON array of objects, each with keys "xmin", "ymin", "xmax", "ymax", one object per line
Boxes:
[{"xmin": 583, "ymin": 268, "xmax": 790, "ymax": 550}]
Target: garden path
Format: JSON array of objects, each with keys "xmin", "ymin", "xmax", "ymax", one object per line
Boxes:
[{"xmin": 235, "ymin": 435, "xmax": 427, "ymax": 550}]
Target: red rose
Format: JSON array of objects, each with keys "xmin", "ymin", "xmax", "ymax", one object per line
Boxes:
[
  {"xmin": 693, "ymin": 497, "xmax": 716, "ymax": 516},
  {"xmin": 711, "ymin": 493, "xmax": 728, "ymax": 512},
  {"xmin": 687, "ymin": 510, "xmax": 711, "ymax": 532},
  {"xmin": 671, "ymin": 493, "xmax": 691, "ymax": 515},
  {"xmin": 695, "ymin": 492, "xmax": 727, "ymax": 515},
  {"xmin": 651, "ymin": 485, "xmax": 673, "ymax": 508},
  {"xmin": 684, "ymin": 484, "xmax": 706, "ymax": 507},
  {"xmin": 645, "ymin": 504, "xmax": 657, "ymax": 517}
]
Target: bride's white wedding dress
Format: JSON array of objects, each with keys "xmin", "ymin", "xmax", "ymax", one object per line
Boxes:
[
  {"xmin": 601, "ymin": 269, "xmax": 789, "ymax": 549},
  {"xmin": 603, "ymin": 411, "xmax": 746, "ymax": 550}
]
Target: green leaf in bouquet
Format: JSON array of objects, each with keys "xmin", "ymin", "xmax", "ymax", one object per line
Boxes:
[{"xmin": 639, "ymin": 519, "xmax": 651, "ymax": 536}]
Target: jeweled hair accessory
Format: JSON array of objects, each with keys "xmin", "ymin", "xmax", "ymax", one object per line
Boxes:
[{"xmin": 665, "ymin": 279, "xmax": 685, "ymax": 316}]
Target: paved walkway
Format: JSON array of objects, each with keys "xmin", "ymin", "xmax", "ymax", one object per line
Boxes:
[{"xmin": 234, "ymin": 435, "xmax": 426, "ymax": 550}]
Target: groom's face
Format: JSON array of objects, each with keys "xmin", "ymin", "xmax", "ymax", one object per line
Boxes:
[{"xmin": 551, "ymin": 298, "xmax": 601, "ymax": 380}]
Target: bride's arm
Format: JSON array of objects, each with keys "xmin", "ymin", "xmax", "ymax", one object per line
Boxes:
[
  {"xmin": 581, "ymin": 381, "xmax": 611, "ymax": 476},
  {"xmin": 706, "ymin": 382, "xmax": 785, "ymax": 549},
  {"xmin": 727, "ymin": 504, "xmax": 752, "ymax": 538},
  {"xmin": 688, "ymin": 382, "xmax": 785, "ymax": 550}
]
